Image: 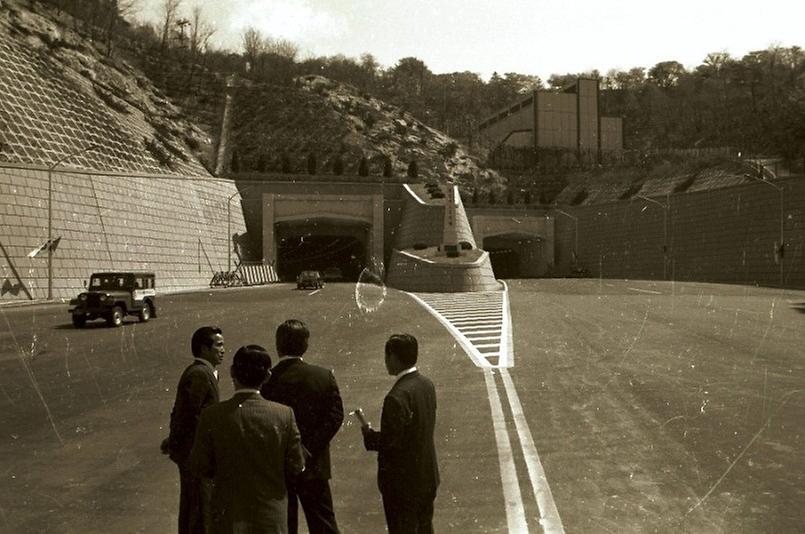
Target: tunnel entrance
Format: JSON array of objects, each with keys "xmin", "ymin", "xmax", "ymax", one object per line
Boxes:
[
  {"xmin": 488, "ymin": 248, "xmax": 520, "ymax": 279},
  {"xmin": 483, "ymin": 233, "xmax": 544, "ymax": 279},
  {"xmin": 275, "ymin": 219, "xmax": 369, "ymax": 282}
]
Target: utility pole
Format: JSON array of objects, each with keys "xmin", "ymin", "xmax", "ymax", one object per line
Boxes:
[
  {"xmin": 47, "ymin": 146, "xmax": 99, "ymax": 300},
  {"xmin": 636, "ymin": 194, "xmax": 670, "ymax": 280}
]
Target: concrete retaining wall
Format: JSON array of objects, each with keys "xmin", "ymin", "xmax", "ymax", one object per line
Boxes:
[
  {"xmin": 0, "ymin": 163, "xmax": 245, "ymax": 301},
  {"xmin": 385, "ymin": 250, "xmax": 500, "ymax": 292},
  {"xmin": 555, "ymin": 177, "xmax": 805, "ymax": 287}
]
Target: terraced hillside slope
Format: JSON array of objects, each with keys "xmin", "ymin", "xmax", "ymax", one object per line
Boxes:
[
  {"xmin": 229, "ymin": 75, "xmax": 502, "ymax": 191},
  {"xmin": 0, "ymin": 0, "xmax": 242, "ymax": 302},
  {"xmin": 0, "ymin": 0, "xmax": 213, "ymax": 174}
]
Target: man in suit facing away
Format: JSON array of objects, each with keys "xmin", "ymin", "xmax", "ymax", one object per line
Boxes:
[
  {"xmin": 260, "ymin": 319, "xmax": 343, "ymax": 534},
  {"xmin": 190, "ymin": 345, "xmax": 305, "ymax": 534},
  {"xmin": 361, "ymin": 334, "xmax": 439, "ymax": 534},
  {"xmin": 163, "ymin": 326, "xmax": 225, "ymax": 534}
]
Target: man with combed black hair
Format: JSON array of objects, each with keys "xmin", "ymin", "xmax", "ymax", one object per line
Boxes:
[
  {"xmin": 361, "ymin": 334, "xmax": 439, "ymax": 534},
  {"xmin": 261, "ymin": 319, "xmax": 344, "ymax": 534},
  {"xmin": 163, "ymin": 326, "xmax": 224, "ymax": 534},
  {"xmin": 190, "ymin": 344, "xmax": 305, "ymax": 534}
]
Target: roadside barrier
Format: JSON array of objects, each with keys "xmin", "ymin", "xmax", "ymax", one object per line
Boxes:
[{"xmin": 209, "ymin": 262, "xmax": 278, "ymax": 288}]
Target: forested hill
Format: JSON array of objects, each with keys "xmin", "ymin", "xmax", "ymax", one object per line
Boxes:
[
  {"xmin": 598, "ymin": 54, "xmax": 805, "ymax": 159},
  {"xmin": 16, "ymin": 0, "xmax": 805, "ymax": 177}
]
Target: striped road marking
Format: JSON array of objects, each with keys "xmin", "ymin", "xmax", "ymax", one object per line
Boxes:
[
  {"xmin": 409, "ymin": 288, "xmax": 513, "ymax": 368},
  {"xmin": 409, "ymin": 284, "xmax": 565, "ymax": 533}
]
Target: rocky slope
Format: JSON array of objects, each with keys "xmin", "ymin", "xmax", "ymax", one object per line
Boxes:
[
  {"xmin": 0, "ymin": 0, "xmax": 213, "ymax": 175},
  {"xmin": 229, "ymin": 75, "xmax": 502, "ymax": 193}
]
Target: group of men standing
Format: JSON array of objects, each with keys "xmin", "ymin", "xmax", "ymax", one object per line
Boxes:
[{"xmin": 162, "ymin": 320, "xmax": 439, "ymax": 534}]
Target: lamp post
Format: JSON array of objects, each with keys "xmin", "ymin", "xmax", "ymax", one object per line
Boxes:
[
  {"xmin": 554, "ymin": 209, "xmax": 578, "ymax": 259},
  {"xmin": 47, "ymin": 145, "xmax": 99, "ymax": 300},
  {"xmin": 227, "ymin": 184, "xmax": 257, "ymax": 272},
  {"xmin": 744, "ymin": 175, "xmax": 784, "ymax": 286},
  {"xmin": 636, "ymin": 194, "xmax": 670, "ymax": 280}
]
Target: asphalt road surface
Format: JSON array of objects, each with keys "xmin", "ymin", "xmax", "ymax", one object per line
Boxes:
[{"xmin": 0, "ymin": 279, "xmax": 803, "ymax": 533}]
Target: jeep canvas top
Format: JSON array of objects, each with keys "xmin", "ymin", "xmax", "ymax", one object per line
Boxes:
[{"xmin": 70, "ymin": 272, "xmax": 157, "ymax": 328}]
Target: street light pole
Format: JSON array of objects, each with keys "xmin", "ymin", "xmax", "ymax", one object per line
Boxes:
[
  {"xmin": 47, "ymin": 145, "xmax": 99, "ymax": 300},
  {"xmin": 636, "ymin": 194, "xmax": 670, "ymax": 280},
  {"xmin": 554, "ymin": 209, "xmax": 579, "ymax": 259},
  {"xmin": 745, "ymin": 175, "xmax": 784, "ymax": 286}
]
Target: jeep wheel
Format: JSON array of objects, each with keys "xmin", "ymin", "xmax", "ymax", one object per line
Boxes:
[
  {"xmin": 72, "ymin": 314, "xmax": 86, "ymax": 328},
  {"xmin": 139, "ymin": 303, "xmax": 151, "ymax": 323},
  {"xmin": 107, "ymin": 306, "xmax": 124, "ymax": 327}
]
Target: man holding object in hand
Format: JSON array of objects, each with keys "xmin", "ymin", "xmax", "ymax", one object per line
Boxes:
[{"xmin": 361, "ymin": 334, "xmax": 439, "ymax": 534}]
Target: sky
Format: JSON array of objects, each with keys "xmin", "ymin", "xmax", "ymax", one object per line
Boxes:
[{"xmin": 133, "ymin": 0, "xmax": 805, "ymax": 81}]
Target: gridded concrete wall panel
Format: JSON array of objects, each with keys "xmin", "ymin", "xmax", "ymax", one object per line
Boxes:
[
  {"xmin": 559, "ymin": 179, "xmax": 805, "ymax": 287},
  {"xmin": 577, "ymin": 79, "xmax": 599, "ymax": 152},
  {"xmin": 0, "ymin": 165, "xmax": 245, "ymax": 301},
  {"xmin": 537, "ymin": 94, "xmax": 577, "ymax": 150}
]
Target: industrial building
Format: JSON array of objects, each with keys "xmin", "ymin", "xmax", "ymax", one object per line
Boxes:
[{"xmin": 478, "ymin": 78, "xmax": 623, "ymax": 161}]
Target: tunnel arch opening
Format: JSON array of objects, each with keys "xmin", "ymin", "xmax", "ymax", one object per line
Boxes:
[
  {"xmin": 275, "ymin": 217, "xmax": 370, "ymax": 282},
  {"xmin": 483, "ymin": 232, "xmax": 545, "ymax": 279}
]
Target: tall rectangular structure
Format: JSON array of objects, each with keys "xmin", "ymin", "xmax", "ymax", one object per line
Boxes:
[{"xmin": 478, "ymin": 78, "xmax": 623, "ymax": 160}]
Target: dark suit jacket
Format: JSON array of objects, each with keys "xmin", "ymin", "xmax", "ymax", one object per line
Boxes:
[
  {"xmin": 261, "ymin": 358, "xmax": 344, "ymax": 480},
  {"xmin": 168, "ymin": 360, "xmax": 219, "ymax": 465},
  {"xmin": 364, "ymin": 371, "xmax": 439, "ymax": 498},
  {"xmin": 189, "ymin": 392, "xmax": 305, "ymax": 534}
]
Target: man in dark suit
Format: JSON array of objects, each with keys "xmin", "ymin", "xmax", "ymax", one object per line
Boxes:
[
  {"xmin": 260, "ymin": 319, "xmax": 343, "ymax": 534},
  {"xmin": 189, "ymin": 345, "xmax": 305, "ymax": 534},
  {"xmin": 163, "ymin": 326, "xmax": 224, "ymax": 534},
  {"xmin": 361, "ymin": 334, "xmax": 439, "ymax": 534}
]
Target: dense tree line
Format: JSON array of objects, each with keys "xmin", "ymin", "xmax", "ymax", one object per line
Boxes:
[
  {"xmin": 600, "ymin": 51, "xmax": 805, "ymax": 161},
  {"xmin": 39, "ymin": 0, "xmax": 805, "ymax": 165}
]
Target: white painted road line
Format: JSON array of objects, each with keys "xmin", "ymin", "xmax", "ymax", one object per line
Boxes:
[
  {"xmin": 408, "ymin": 293, "xmax": 490, "ymax": 368},
  {"xmin": 627, "ymin": 287, "xmax": 662, "ymax": 295},
  {"xmin": 501, "ymin": 369, "xmax": 565, "ymax": 534},
  {"xmin": 412, "ymin": 284, "xmax": 563, "ymax": 533},
  {"xmin": 484, "ymin": 369, "xmax": 529, "ymax": 533},
  {"xmin": 411, "ymin": 291, "xmax": 509, "ymax": 367},
  {"xmin": 467, "ymin": 336, "xmax": 500, "ymax": 347}
]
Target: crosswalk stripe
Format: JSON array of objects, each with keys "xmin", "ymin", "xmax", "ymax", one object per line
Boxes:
[{"xmin": 409, "ymin": 287, "xmax": 513, "ymax": 368}]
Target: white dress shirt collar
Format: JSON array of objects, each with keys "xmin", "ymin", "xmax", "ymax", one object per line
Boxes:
[
  {"xmin": 395, "ymin": 366, "xmax": 417, "ymax": 383},
  {"xmin": 233, "ymin": 388, "xmax": 260, "ymax": 395}
]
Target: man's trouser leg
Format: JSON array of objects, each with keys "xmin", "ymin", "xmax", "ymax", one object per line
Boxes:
[
  {"xmin": 382, "ymin": 493, "xmax": 435, "ymax": 534},
  {"xmin": 297, "ymin": 478, "xmax": 340, "ymax": 534},
  {"xmin": 178, "ymin": 465, "xmax": 209, "ymax": 534}
]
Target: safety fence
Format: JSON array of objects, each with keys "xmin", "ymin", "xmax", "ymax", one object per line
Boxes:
[{"xmin": 210, "ymin": 261, "xmax": 278, "ymax": 288}]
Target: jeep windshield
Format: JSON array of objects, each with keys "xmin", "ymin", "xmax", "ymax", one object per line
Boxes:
[{"xmin": 89, "ymin": 274, "xmax": 131, "ymax": 290}]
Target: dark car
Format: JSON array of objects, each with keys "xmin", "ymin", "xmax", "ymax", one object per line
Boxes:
[
  {"xmin": 322, "ymin": 266, "xmax": 343, "ymax": 281},
  {"xmin": 69, "ymin": 272, "xmax": 157, "ymax": 327},
  {"xmin": 296, "ymin": 270, "xmax": 324, "ymax": 290}
]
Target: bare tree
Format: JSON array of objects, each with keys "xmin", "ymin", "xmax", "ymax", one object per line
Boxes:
[
  {"xmin": 241, "ymin": 26, "xmax": 264, "ymax": 71},
  {"xmin": 264, "ymin": 37, "xmax": 299, "ymax": 61},
  {"xmin": 160, "ymin": 0, "xmax": 183, "ymax": 53},
  {"xmin": 189, "ymin": 5, "xmax": 216, "ymax": 57},
  {"xmin": 101, "ymin": 0, "xmax": 139, "ymax": 56}
]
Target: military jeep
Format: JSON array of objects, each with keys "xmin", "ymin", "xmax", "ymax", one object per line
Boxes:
[{"xmin": 69, "ymin": 272, "xmax": 157, "ymax": 328}]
